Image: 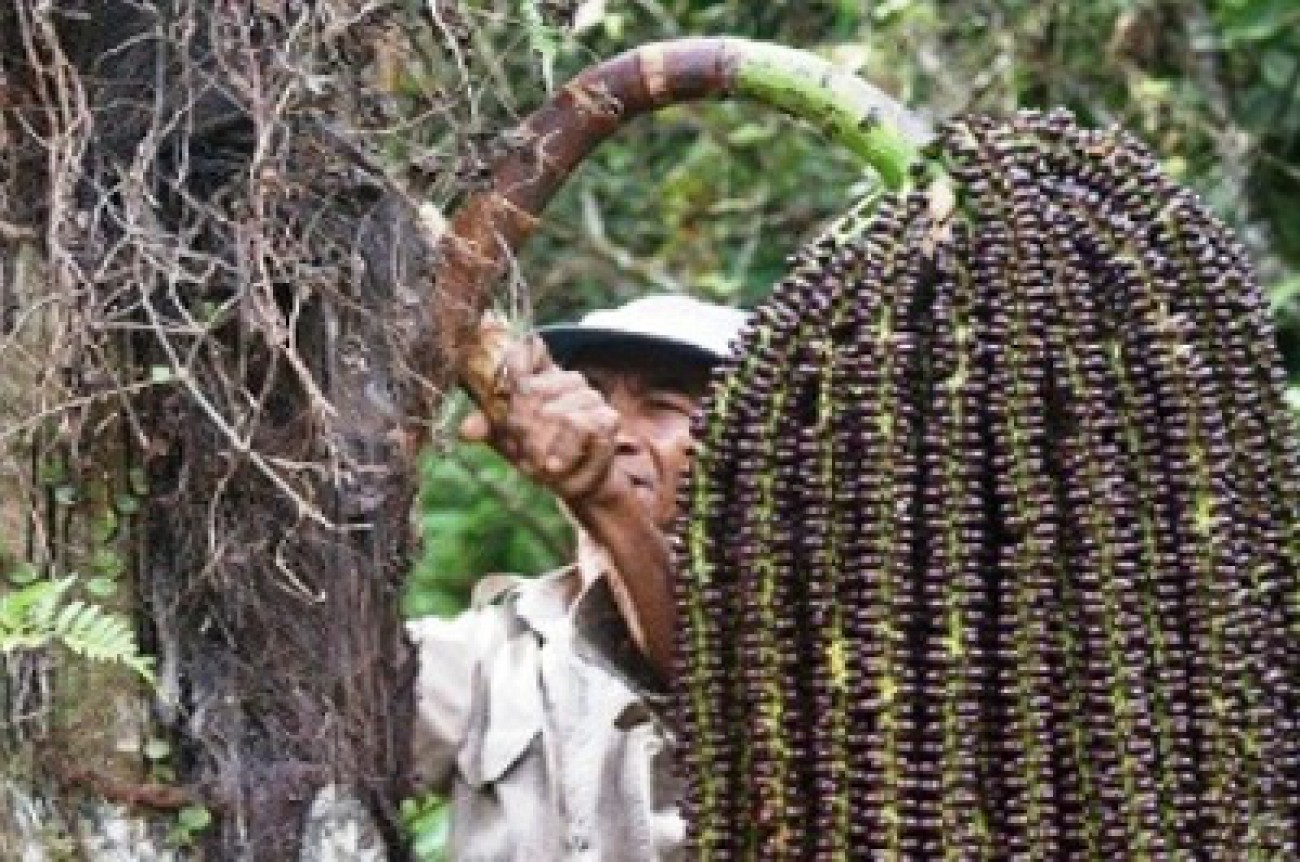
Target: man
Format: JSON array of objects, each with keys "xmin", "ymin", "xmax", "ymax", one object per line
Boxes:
[{"xmin": 407, "ymin": 294, "xmax": 749, "ymax": 860}]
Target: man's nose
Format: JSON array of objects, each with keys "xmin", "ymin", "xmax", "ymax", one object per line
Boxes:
[
  {"xmin": 607, "ymin": 401, "xmax": 647, "ymax": 457},
  {"xmin": 602, "ymin": 387, "xmax": 644, "ymax": 454}
]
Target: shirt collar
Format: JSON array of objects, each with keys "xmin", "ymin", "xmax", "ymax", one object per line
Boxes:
[
  {"xmin": 509, "ymin": 527, "xmax": 608, "ymax": 636},
  {"xmin": 510, "ymin": 545, "xmax": 667, "ymax": 705},
  {"xmin": 510, "ymin": 564, "xmax": 580, "ymax": 641}
]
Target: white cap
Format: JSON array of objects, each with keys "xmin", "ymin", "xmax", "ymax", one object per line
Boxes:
[{"xmin": 538, "ymin": 295, "xmax": 749, "ymax": 366}]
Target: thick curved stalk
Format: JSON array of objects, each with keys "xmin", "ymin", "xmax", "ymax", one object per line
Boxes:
[{"xmin": 436, "ymin": 37, "xmax": 929, "ymax": 415}]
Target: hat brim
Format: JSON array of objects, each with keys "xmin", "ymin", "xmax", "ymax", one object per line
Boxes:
[{"xmin": 537, "ymin": 325, "xmax": 723, "ymax": 368}]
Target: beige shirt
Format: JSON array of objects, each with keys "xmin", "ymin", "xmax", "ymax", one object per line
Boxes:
[{"xmin": 407, "ymin": 561, "xmax": 684, "ymax": 861}]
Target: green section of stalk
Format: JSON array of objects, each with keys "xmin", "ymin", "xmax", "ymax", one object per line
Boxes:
[{"xmin": 729, "ymin": 41, "xmax": 928, "ymax": 191}]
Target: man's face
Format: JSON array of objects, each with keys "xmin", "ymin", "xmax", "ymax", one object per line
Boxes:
[{"xmin": 569, "ymin": 349, "xmax": 710, "ymax": 529}]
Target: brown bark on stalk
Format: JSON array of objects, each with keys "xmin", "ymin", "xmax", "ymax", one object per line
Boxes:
[{"xmin": 434, "ymin": 38, "xmax": 744, "ymax": 410}]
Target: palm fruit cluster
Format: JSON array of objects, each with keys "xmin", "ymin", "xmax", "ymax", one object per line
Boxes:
[{"xmin": 672, "ymin": 108, "xmax": 1300, "ymax": 861}]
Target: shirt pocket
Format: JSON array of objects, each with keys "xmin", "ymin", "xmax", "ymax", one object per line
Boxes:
[{"xmin": 457, "ymin": 631, "xmax": 545, "ymax": 788}]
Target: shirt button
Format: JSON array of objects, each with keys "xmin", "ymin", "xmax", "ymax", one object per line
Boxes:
[{"xmin": 568, "ymin": 833, "xmax": 590, "ymax": 852}]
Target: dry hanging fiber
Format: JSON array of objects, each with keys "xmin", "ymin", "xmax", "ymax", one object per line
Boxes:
[{"xmin": 673, "ymin": 109, "xmax": 1300, "ymax": 860}]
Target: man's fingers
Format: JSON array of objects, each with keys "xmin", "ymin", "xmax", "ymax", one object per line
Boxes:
[
  {"xmin": 525, "ymin": 334, "xmax": 557, "ymax": 374},
  {"xmin": 501, "ymin": 333, "xmax": 555, "ymax": 386},
  {"xmin": 514, "ymin": 368, "xmax": 589, "ymax": 400},
  {"xmin": 458, "ymin": 409, "xmax": 492, "ymax": 443},
  {"xmin": 538, "ymin": 426, "xmax": 588, "ymax": 477},
  {"xmin": 539, "ymin": 401, "xmax": 619, "ymax": 493},
  {"xmin": 500, "ymin": 376, "xmax": 609, "ymax": 468},
  {"xmin": 465, "ymin": 330, "xmax": 619, "ymax": 503},
  {"xmin": 500, "ymin": 388, "xmax": 616, "ymax": 480},
  {"xmin": 558, "ymin": 432, "xmax": 617, "ymax": 501}
]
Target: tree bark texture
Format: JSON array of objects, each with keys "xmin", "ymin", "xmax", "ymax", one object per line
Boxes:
[{"xmin": 2, "ymin": 3, "xmax": 440, "ymax": 857}]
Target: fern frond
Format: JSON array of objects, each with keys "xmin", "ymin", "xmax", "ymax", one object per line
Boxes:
[
  {"xmin": 53, "ymin": 599, "xmax": 155, "ymax": 682},
  {"xmin": 0, "ymin": 577, "xmax": 73, "ymax": 634},
  {"xmin": 1, "ymin": 578, "xmax": 154, "ymax": 683}
]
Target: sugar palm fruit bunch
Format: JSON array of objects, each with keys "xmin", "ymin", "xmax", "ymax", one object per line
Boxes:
[{"xmin": 673, "ymin": 108, "xmax": 1300, "ymax": 860}]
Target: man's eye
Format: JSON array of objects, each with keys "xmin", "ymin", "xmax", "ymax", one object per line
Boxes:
[
  {"xmin": 649, "ymin": 394, "xmax": 695, "ymax": 416},
  {"xmin": 581, "ymin": 374, "xmax": 611, "ymax": 398}
]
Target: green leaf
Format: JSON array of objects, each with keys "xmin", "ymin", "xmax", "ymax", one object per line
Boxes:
[
  {"xmin": 1, "ymin": 576, "xmax": 153, "ymax": 682},
  {"xmin": 727, "ymin": 124, "xmax": 775, "ymax": 147},
  {"xmin": 401, "ymin": 591, "xmax": 439, "ymax": 620},
  {"xmin": 92, "ymin": 509, "xmax": 119, "ymax": 544},
  {"xmin": 1261, "ymin": 48, "xmax": 1299, "ymax": 88},
  {"xmin": 27, "ymin": 577, "xmax": 75, "ymax": 626},
  {"xmin": 872, "ymin": 0, "xmax": 914, "ymax": 23},
  {"xmin": 177, "ymin": 805, "xmax": 212, "ymax": 833},
  {"xmin": 129, "ymin": 467, "xmax": 149, "ymax": 495},
  {"xmin": 1269, "ymin": 275, "xmax": 1300, "ymax": 314},
  {"xmin": 144, "ymin": 737, "xmax": 172, "ymax": 761},
  {"xmin": 601, "ymin": 10, "xmax": 624, "ymax": 40},
  {"xmin": 53, "ymin": 485, "xmax": 78, "ymax": 506},
  {"xmin": 1218, "ymin": 0, "xmax": 1300, "ymax": 46},
  {"xmin": 38, "ymin": 459, "xmax": 67, "ymax": 485},
  {"xmin": 1286, "ymin": 386, "xmax": 1300, "ymax": 415},
  {"xmin": 0, "ymin": 578, "xmax": 72, "ymax": 638},
  {"xmin": 834, "ymin": 0, "xmax": 864, "ymax": 30},
  {"xmin": 84, "ymin": 576, "xmax": 118, "ymax": 599},
  {"xmin": 402, "ymin": 793, "xmax": 451, "ymax": 861},
  {"xmin": 149, "ymin": 365, "xmax": 175, "ymax": 384},
  {"xmin": 91, "ymin": 549, "xmax": 125, "ymax": 577},
  {"xmin": 520, "ymin": 0, "xmax": 561, "ymax": 91},
  {"xmin": 115, "ymin": 493, "xmax": 140, "ymax": 515},
  {"xmin": 6, "ymin": 563, "xmax": 40, "ymax": 587}
]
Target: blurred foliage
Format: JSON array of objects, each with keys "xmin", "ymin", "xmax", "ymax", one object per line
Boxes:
[
  {"xmin": 401, "ymin": 792, "xmax": 452, "ymax": 861},
  {"xmin": 404, "ymin": 402, "xmax": 571, "ymax": 619}
]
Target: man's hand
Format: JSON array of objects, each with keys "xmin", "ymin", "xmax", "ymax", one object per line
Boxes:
[
  {"xmin": 458, "ymin": 333, "xmax": 687, "ymax": 683},
  {"xmin": 459, "ymin": 336, "xmax": 622, "ymax": 508}
]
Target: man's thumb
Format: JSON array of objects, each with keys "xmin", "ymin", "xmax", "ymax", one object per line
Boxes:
[{"xmin": 458, "ymin": 409, "xmax": 492, "ymax": 443}]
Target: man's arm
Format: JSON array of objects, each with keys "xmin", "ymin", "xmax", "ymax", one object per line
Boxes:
[
  {"xmin": 459, "ymin": 337, "xmax": 676, "ymax": 682},
  {"xmin": 565, "ymin": 475, "xmax": 676, "ymax": 682}
]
